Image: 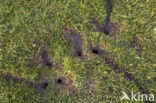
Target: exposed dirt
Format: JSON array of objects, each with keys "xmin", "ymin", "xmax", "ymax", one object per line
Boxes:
[
  {"xmin": 92, "ymin": 19, "xmax": 119, "ymax": 37},
  {"xmin": 103, "ymin": 0, "xmax": 114, "ymax": 36},
  {"xmin": 90, "ymin": 45, "xmax": 147, "ymax": 94},
  {"xmin": 56, "ymin": 77, "xmax": 66, "ymax": 86},
  {"xmin": 92, "ymin": 0, "xmax": 120, "ymax": 36},
  {"xmin": 0, "ymin": 73, "xmax": 51, "ymax": 94},
  {"xmin": 30, "ymin": 48, "xmax": 53, "ymax": 69},
  {"xmin": 0, "ymin": 73, "xmax": 33, "ymax": 86},
  {"xmin": 90, "ymin": 45, "xmax": 108, "ymax": 57},
  {"xmin": 57, "ymin": 78, "xmax": 63, "ymax": 84},
  {"xmin": 102, "ymin": 22, "xmax": 119, "ymax": 36},
  {"xmin": 63, "ymin": 29, "xmax": 83, "ymax": 57},
  {"xmin": 130, "ymin": 37, "xmax": 143, "ymax": 55},
  {"xmin": 33, "ymin": 78, "xmax": 50, "ymax": 93},
  {"xmin": 90, "ymin": 45, "xmax": 104, "ymax": 55},
  {"xmin": 31, "ymin": 40, "xmax": 53, "ymax": 68},
  {"xmin": 41, "ymin": 50, "xmax": 53, "ymax": 68},
  {"xmin": 105, "ymin": 0, "xmax": 113, "ymax": 24}
]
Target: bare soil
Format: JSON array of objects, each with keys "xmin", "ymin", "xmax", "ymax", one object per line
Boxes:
[{"xmin": 63, "ymin": 29, "xmax": 83, "ymax": 57}]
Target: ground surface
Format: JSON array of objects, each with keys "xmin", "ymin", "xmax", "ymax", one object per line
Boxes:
[{"xmin": 0, "ymin": 0, "xmax": 156, "ymax": 103}]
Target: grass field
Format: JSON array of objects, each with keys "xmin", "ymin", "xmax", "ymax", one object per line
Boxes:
[{"xmin": 0, "ymin": 0, "xmax": 156, "ymax": 103}]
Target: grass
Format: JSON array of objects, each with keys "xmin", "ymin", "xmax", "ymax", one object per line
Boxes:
[{"xmin": 0, "ymin": 0, "xmax": 156, "ymax": 103}]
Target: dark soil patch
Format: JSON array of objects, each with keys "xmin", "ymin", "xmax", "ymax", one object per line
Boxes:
[
  {"xmin": 102, "ymin": 22, "xmax": 118, "ymax": 36},
  {"xmin": 43, "ymin": 82, "xmax": 48, "ymax": 89},
  {"xmin": 30, "ymin": 40, "xmax": 54, "ymax": 68},
  {"xmin": 92, "ymin": 20, "xmax": 118, "ymax": 37},
  {"xmin": 91, "ymin": 0, "xmax": 120, "ymax": 36},
  {"xmin": 0, "ymin": 73, "xmax": 51, "ymax": 93},
  {"xmin": 103, "ymin": 0, "xmax": 113, "ymax": 35},
  {"xmin": 63, "ymin": 29, "xmax": 83, "ymax": 57},
  {"xmin": 41, "ymin": 50, "xmax": 53, "ymax": 68},
  {"xmin": 76, "ymin": 49, "xmax": 82, "ymax": 57},
  {"xmin": 30, "ymin": 47, "xmax": 53, "ymax": 68},
  {"xmin": 33, "ymin": 79, "xmax": 50, "ymax": 93},
  {"xmin": 130, "ymin": 37, "xmax": 143, "ymax": 55},
  {"xmin": 56, "ymin": 77, "xmax": 66, "ymax": 86},
  {"xmin": 0, "ymin": 73, "xmax": 33, "ymax": 86},
  {"xmin": 90, "ymin": 45, "xmax": 148, "ymax": 94},
  {"xmin": 57, "ymin": 78, "xmax": 63, "ymax": 84},
  {"xmin": 90, "ymin": 45, "xmax": 107, "ymax": 56},
  {"xmin": 92, "ymin": 49, "xmax": 99, "ymax": 54},
  {"xmin": 105, "ymin": 0, "xmax": 113, "ymax": 24}
]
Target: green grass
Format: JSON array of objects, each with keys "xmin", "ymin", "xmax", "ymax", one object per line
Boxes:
[{"xmin": 0, "ymin": 0, "xmax": 156, "ymax": 103}]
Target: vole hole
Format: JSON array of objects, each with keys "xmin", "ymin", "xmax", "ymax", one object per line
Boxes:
[
  {"xmin": 57, "ymin": 79, "xmax": 62, "ymax": 84},
  {"xmin": 46, "ymin": 62, "xmax": 52, "ymax": 67},
  {"xmin": 77, "ymin": 51, "xmax": 82, "ymax": 57},
  {"xmin": 92, "ymin": 49, "xmax": 99, "ymax": 54},
  {"xmin": 43, "ymin": 82, "xmax": 49, "ymax": 89}
]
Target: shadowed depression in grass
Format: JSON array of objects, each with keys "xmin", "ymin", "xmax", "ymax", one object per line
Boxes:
[
  {"xmin": 0, "ymin": 0, "xmax": 155, "ymax": 102},
  {"xmin": 41, "ymin": 50, "xmax": 53, "ymax": 68},
  {"xmin": 92, "ymin": 0, "xmax": 119, "ymax": 36},
  {"xmin": 63, "ymin": 29, "xmax": 83, "ymax": 57},
  {"xmin": 0, "ymin": 73, "xmax": 51, "ymax": 93},
  {"xmin": 33, "ymin": 79, "xmax": 50, "ymax": 93}
]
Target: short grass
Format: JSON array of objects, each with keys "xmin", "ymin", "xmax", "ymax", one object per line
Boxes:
[{"xmin": 0, "ymin": 0, "xmax": 156, "ymax": 103}]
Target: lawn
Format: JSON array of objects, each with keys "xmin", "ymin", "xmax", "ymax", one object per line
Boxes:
[{"xmin": 0, "ymin": 0, "xmax": 156, "ymax": 103}]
